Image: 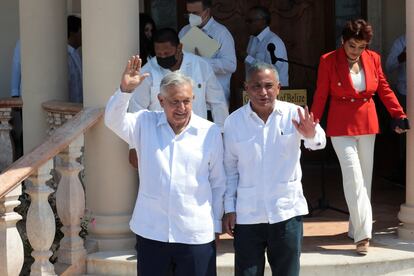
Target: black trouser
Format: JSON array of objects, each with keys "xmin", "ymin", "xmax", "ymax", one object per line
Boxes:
[
  {"xmin": 136, "ymin": 235, "xmax": 216, "ymax": 276},
  {"xmin": 234, "ymin": 216, "xmax": 303, "ymax": 276}
]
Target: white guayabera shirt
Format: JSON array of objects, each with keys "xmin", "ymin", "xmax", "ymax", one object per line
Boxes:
[
  {"xmin": 105, "ymin": 90, "xmax": 226, "ymax": 244},
  {"xmin": 224, "ymin": 101, "xmax": 326, "ymax": 224}
]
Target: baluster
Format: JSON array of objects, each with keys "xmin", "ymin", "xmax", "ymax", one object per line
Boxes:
[
  {"xmin": 26, "ymin": 160, "xmax": 56, "ymax": 276},
  {"xmin": 55, "ymin": 135, "xmax": 86, "ymax": 274},
  {"xmin": 0, "ymin": 184, "xmax": 24, "ymax": 276},
  {"xmin": 0, "ymin": 107, "xmax": 13, "ymax": 172}
]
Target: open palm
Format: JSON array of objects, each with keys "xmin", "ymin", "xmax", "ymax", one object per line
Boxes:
[{"xmin": 120, "ymin": 55, "xmax": 150, "ymax": 93}]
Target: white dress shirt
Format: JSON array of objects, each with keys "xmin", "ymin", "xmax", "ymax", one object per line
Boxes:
[
  {"xmin": 224, "ymin": 101, "xmax": 326, "ymax": 224},
  {"xmin": 67, "ymin": 45, "xmax": 83, "ymax": 103},
  {"xmin": 386, "ymin": 34, "xmax": 406, "ymax": 96},
  {"xmin": 245, "ymin": 27, "xmax": 289, "ymax": 87},
  {"xmin": 129, "ymin": 52, "xmax": 228, "ymax": 129},
  {"xmin": 105, "ymin": 90, "xmax": 226, "ymax": 244},
  {"xmin": 11, "ymin": 40, "xmax": 21, "ymax": 97},
  {"xmin": 179, "ymin": 17, "xmax": 237, "ymax": 103}
]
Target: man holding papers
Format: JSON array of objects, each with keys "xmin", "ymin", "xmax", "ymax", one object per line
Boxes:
[{"xmin": 179, "ymin": 0, "xmax": 236, "ymax": 104}]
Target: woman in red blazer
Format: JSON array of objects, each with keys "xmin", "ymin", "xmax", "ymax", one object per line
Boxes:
[{"xmin": 311, "ymin": 19, "xmax": 409, "ymax": 255}]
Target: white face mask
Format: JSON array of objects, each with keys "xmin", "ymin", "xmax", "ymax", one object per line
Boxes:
[{"xmin": 189, "ymin": 13, "xmax": 203, "ymax": 27}]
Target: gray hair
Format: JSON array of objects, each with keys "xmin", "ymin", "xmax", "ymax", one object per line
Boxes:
[
  {"xmin": 246, "ymin": 62, "xmax": 279, "ymax": 83},
  {"xmin": 159, "ymin": 71, "xmax": 194, "ymax": 96}
]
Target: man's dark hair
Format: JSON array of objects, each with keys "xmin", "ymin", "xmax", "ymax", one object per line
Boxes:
[
  {"xmin": 185, "ymin": 0, "xmax": 212, "ymax": 9},
  {"xmin": 67, "ymin": 15, "xmax": 81, "ymax": 37},
  {"xmin": 153, "ymin": 28, "xmax": 180, "ymax": 47},
  {"xmin": 250, "ymin": 5, "xmax": 271, "ymax": 25}
]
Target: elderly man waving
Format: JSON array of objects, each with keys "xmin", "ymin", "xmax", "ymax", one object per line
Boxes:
[{"xmin": 105, "ymin": 55, "xmax": 226, "ymax": 276}]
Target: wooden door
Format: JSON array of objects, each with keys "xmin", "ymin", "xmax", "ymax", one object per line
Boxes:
[{"xmin": 176, "ymin": 0, "xmax": 334, "ymax": 111}]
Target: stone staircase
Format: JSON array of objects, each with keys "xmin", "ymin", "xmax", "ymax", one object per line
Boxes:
[{"xmin": 84, "ymin": 232, "xmax": 414, "ymax": 276}]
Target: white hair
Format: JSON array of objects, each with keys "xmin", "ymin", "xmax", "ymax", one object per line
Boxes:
[{"xmin": 159, "ymin": 71, "xmax": 194, "ymax": 96}]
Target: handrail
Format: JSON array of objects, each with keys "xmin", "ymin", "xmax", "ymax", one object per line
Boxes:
[
  {"xmin": 0, "ymin": 97, "xmax": 23, "ymax": 108},
  {"xmin": 42, "ymin": 100, "xmax": 82, "ymax": 114},
  {"xmin": 0, "ymin": 106, "xmax": 104, "ymax": 198}
]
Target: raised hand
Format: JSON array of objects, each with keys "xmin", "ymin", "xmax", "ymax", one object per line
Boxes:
[
  {"xmin": 292, "ymin": 106, "xmax": 319, "ymax": 138},
  {"xmin": 120, "ymin": 55, "xmax": 150, "ymax": 93}
]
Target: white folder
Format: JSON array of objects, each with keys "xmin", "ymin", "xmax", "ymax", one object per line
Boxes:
[{"xmin": 180, "ymin": 26, "xmax": 220, "ymax": 58}]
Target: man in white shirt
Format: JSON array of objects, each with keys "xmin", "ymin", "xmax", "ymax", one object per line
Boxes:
[
  {"xmin": 242, "ymin": 6, "xmax": 289, "ymax": 87},
  {"xmin": 10, "ymin": 40, "xmax": 23, "ymax": 159},
  {"xmin": 128, "ymin": 27, "xmax": 228, "ymax": 168},
  {"xmin": 105, "ymin": 57, "xmax": 226, "ymax": 276},
  {"xmin": 11, "ymin": 40, "xmax": 21, "ymax": 98},
  {"xmin": 67, "ymin": 15, "xmax": 83, "ymax": 103},
  {"xmin": 179, "ymin": 0, "xmax": 236, "ymax": 104},
  {"xmin": 386, "ymin": 34, "xmax": 406, "ymax": 108},
  {"xmin": 385, "ymin": 34, "xmax": 407, "ymax": 184},
  {"xmin": 223, "ymin": 63, "xmax": 325, "ymax": 276}
]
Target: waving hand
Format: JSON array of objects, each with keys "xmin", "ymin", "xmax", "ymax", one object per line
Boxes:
[{"xmin": 120, "ymin": 55, "xmax": 150, "ymax": 93}]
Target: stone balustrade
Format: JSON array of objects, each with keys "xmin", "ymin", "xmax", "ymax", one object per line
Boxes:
[
  {"xmin": 42, "ymin": 100, "xmax": 82, "ymax": 136},
  {"xmin": 0, "ymin": 106, "xmax": 103, "ymax": 275},
  {"xmin": 0, "ymin": 97, "xmax": 23, "ymax": 172}
]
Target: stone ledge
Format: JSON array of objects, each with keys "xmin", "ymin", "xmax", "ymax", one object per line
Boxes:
[{"xmin": 85, "ymin": 233, "xmax": 414, "ymax": 276}]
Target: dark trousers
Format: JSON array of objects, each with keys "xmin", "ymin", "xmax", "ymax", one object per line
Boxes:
[
  {"xmin": 136, "ymin": 235, "xmax": 217, "ymax": 276},
  {"xmin": 234, "ymin": 216, "xmax": 303, "ymax": 276},
  {"xmin": 10, "ymin": 108, "xmax": 23, "ymax": 160}
]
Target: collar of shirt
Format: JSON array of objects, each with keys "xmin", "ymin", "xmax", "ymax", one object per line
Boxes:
[
  {"xmin": 245, "ymin": 100, "xmax": 283, "ymax": 123},
  {"xmin": 201, "ymin": 16, "xmax": 215, "ymax": 34},
  {"xmin": 256, "ymin": 26, "xmax": 271, "ymax": 42},
  {"xmin": 67, "ymin": 45, "xmax": 76, "ymax": 55},
  {"xmin": 156, "ymin": 111, "xmax": 199, "ymax": 136}
]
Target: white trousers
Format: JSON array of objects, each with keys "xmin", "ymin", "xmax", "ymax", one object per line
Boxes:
[{"xmin": 331, "ymin": 134, "xmax": 376, "ymax": 243}]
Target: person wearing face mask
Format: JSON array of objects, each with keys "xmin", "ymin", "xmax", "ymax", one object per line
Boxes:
[
  {"xmin": 128, "ymin": 27, "xmax": 228, "ymax": 168},
  {"xmin": 179, "ymin": 0, "xmax": 236, "ymax": 105},
  {"xmin": 311, "ymin": 19, "xmax": 409, "ymax": 256}
]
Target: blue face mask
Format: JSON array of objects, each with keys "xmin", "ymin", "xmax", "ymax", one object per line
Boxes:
[{"xmin": 157, "ymin": 54, "xmax": 177, "ymax": 69}]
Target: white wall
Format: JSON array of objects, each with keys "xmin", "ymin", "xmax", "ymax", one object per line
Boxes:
[{"xmin": 0, "ymin": 1, "xmax": 19, "ymax": 98}]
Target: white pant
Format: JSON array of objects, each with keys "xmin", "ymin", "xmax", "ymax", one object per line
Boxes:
[{"xmin": 331, "ymin": 134, "xmax": 376, "ymax": 242}]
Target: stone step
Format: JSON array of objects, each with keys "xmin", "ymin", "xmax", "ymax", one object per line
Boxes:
[
  {"xmin": 86, "ymin": 251, "xmax": 136, "ymax": 275},
  {"xmin": 85, "ymin": 234, "xmax": 414, "ymax": 276}
]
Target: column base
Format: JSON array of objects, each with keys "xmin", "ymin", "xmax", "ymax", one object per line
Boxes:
[
  {"xmin": 398, "ymin": 204, "xmax": 414, "ymax": 240},
  {"xmin": 85, "ymin": 214, "xmax": 135, "ymax": 251}
]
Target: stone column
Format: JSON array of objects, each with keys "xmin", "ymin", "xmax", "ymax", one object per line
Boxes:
[
  {"xmin": 81, "ymin": 0, "xmax": 139, "ymax": 251},
  {"xmin": 398, "ymin": 1, "xmax": 414, "ymax": 240},
  {"xmin": 19, "ymin": 0, "xmax": 68, "ymax": 153}
]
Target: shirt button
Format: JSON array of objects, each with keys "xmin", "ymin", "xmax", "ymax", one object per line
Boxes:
[
  {"xmin": 350, "ymin": 98, "xmax": 355, "ymax": 102},
  {"xmin": 338, "ymin": 82, "xmax": 342, "ymax": 86},
  {"xmin": 363, "ymin": 98, "xmax": 367, "ymax": 102}
]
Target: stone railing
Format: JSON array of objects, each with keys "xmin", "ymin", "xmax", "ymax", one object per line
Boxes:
[
  {"xmin": 42, "ymin": 100, "xmax": 83, "ymax": 136},
  {"xmin": 0, "ymin": 97, "xmax": 23, "ymax": 172},
  {"xmin": 0, "ymin": 106, "xmax": 103, "ymax": 275}
]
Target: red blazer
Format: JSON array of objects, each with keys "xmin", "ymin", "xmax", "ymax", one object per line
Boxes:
[{"xmin": 311, "ymin": 47, "xmax": 406, "ymax": 137}]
